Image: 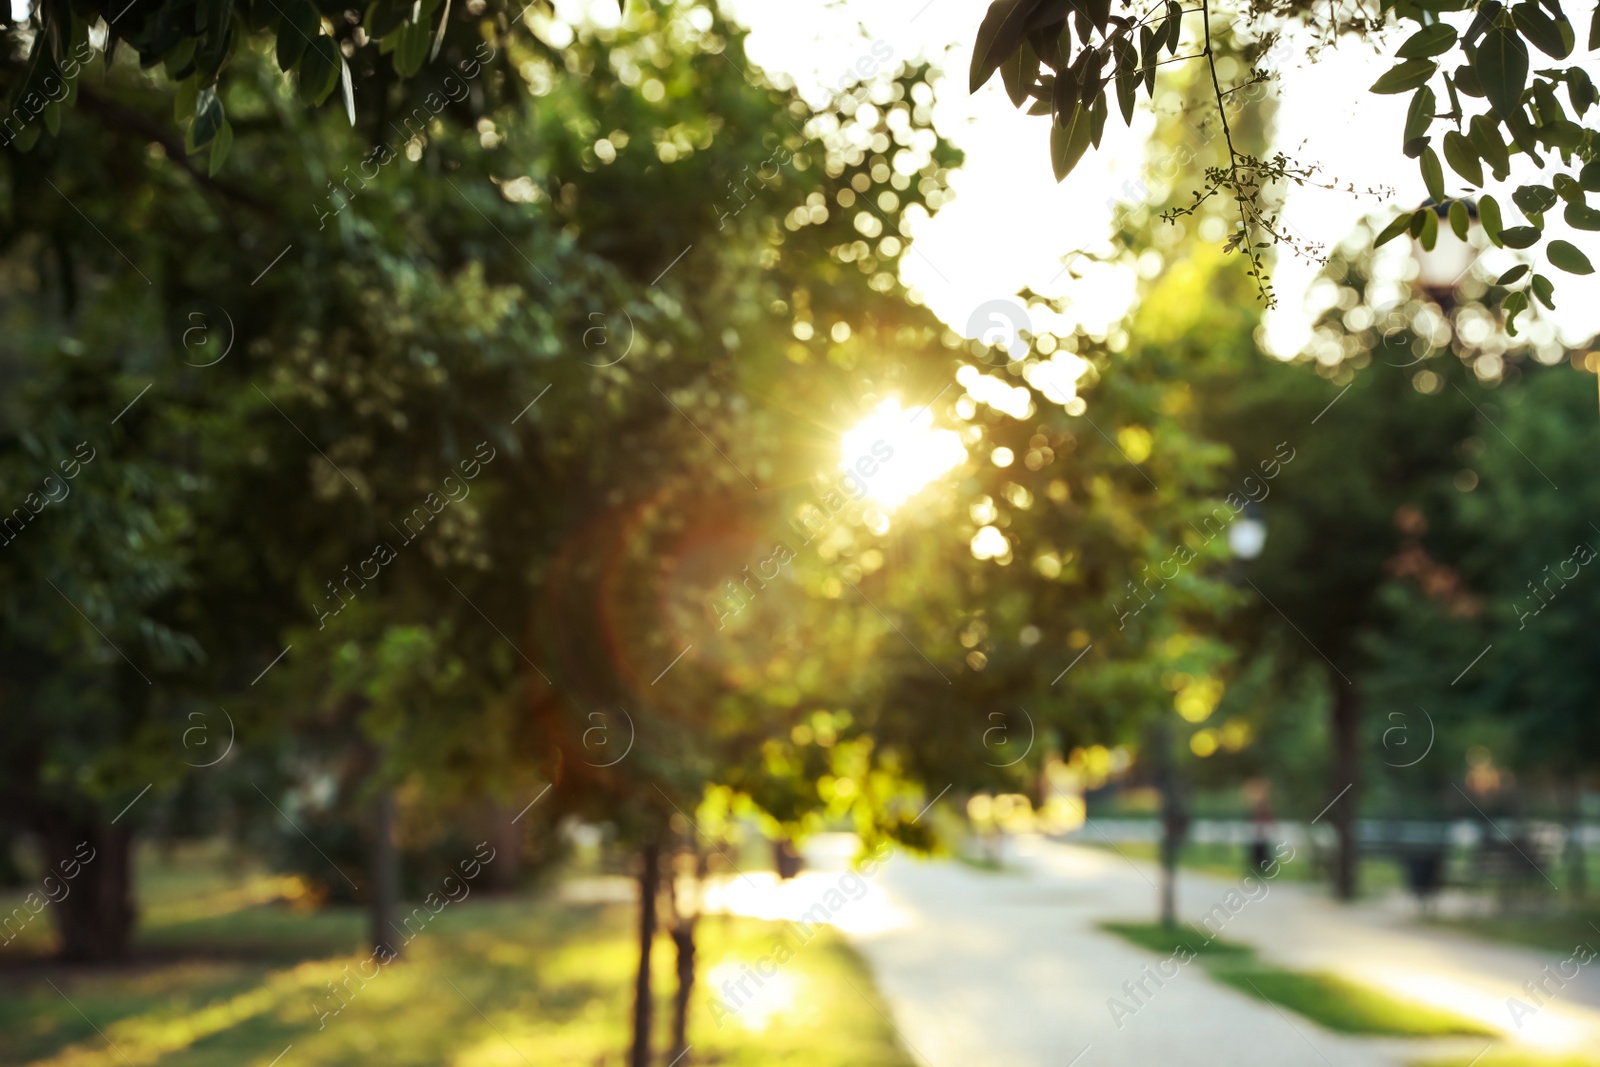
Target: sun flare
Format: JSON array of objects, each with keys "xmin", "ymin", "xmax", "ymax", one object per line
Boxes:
[{"xmin": 839, "ymin": 397, "xmax": 967, "ymax": 512}]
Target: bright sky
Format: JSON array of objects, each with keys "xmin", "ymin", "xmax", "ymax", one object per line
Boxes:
[
  {"xmin": 713, "ymin": 0, "xmax": 1600, "ymax": 353},
  {"xmin": 548, "ymin": 0, "xmax": 1600, "ymax": 351}
]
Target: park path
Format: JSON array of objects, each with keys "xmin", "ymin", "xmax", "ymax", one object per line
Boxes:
[{"xmin": 794, "ymin": 833, "xmax": 1600, "ymax": 1067}]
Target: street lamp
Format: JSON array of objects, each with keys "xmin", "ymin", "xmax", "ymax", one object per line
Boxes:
[
  {"xmin": 1229, "ymin": 513, "xmax": 1267, "ymax": 560},
  {"xmin": 1413, "ymin": 200, "xmax": 1479, "ymax": 309}
]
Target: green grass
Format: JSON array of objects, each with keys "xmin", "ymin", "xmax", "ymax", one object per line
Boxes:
[
  {"xmin": 1432, "ymin": 908, "xmax": 1600, "ymax": 956},
  {"xmin": 1098, "ymin": 921, "xmax": 1252, "ymax": 960},
  {"xmin": 1099, "ymin": 921, "xmax": 1495, "ymax": 1039},
  {"xmin": 0, "ymin": 846, "xmax": 915, "ymax": 1067},
  {"xmin": 1416, "ymin": 1052, "xmax": 1600, "ymax": 1067}
]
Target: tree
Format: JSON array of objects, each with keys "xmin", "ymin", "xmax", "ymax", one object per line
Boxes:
[
  {"xmin": 1363, "ymin": 344, "xmax": 1600, "ymax": 896},
  {"xmin": 4, "ymin": 15, "xmax": 980, "ymax": 1067}
]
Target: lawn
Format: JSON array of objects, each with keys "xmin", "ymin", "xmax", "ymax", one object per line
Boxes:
[
  {"xmin": 1432, "ymin": 909, "xmax": 1600, "ymax": 957},
  {"xmin": 1416, "ymin": 1053, "xmax": 1600, "ymax": 1067},
  {"xmin": 1099, "ymin": 922, "xmax": 1495, "ymax": 1039},
  {"xmin": 0, "ymin": 845, "xmax": 914, "ymax": 1067}
]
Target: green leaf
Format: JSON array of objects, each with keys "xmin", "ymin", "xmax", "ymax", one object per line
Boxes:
[
  {"xmin": 1503, "ymin": 289, "xmax": 1528, "ymax": 334},
  {"xmin": 1449, "ymin": 199, "xmax": 1472, "ymax": 240},
  {"xmin": 1000, "ymin": 38, "xmax": 1040, "ymax": 108},
  {"xmin": 276, "ymin": 1, "xmax": 318, "ymax": 71},
  {"xmin": 1371, "ymin": 58, "xmax": 1438, "ymax": 95},
  {"xmin": 1567, "ymin": 67, "xmax": 1597, "ymax": 115},
  {"xmin": 1404, "ymin": 85, "xmax": 1436, "ymax": 141},
  {"xmin": 1374, "ymin": 211, "xmax": 1415, "ymax": 246},
  {"xmin": 1553, "ymin": 173, "xmax": 1583, "ymax": 203},
  {"xmin": 1512, "ymin": 183, "xmax": 1558, "ymax": 216},
  {"xmin": 1592, "ymin": 0, "xmax": 1600, "ymax": 48},
  {"xmin": 208, "ymin": 117, "xmax": 233, "ymax": 177},
  {"xmin": 428, "ymin": 0, "xmax": 452, "ymax": 62},
  {"xmin": 186, "ymin": 86, "xmax": 223, "ymax": 151},
  {"xmin": 1088, "ymin": 0, "xmax": 1112, "ymax": 35},
  {"xmin": 1495, "ymin": 263, "xmax": 1530, "ymax": 285},
  {"xmin": 366, "ymin": 0, "xmax": 410, "ymax": 40},
  {"xmin": 1420, "ymin": 145, "xmax": 1446, "ymax": 200},
  {"xmin": 1051, "ymin": 100, "xmax": 1094, "ymax": 181},
  {"xmin": 1442, "ymin": 132, "xmax": 1483, "ymax": 186},
  {"xmin": 339, "ymin": 56, "xmax": 355, "ymax": 125},
  {"xmin": 1500, "ymin": 225, "xmax": 1542, "ymax": 247},
  {"xmin": 1468, "ymin": 114, "xmax": 1511, "ymax": 179},
  {"xmin": 196, "ymin": 0, "xmax": 230, "ymax": 36},
  {"xmin": 1480, "ymin": 193, "xmax": 1505, "ymax": 245},
  {"xmin": 1466, "ymin": 0, "xmax": 1505, "ymax": 45},
  {"xmin": 1139, "ymin": 25, "xmax": 1156, "ymax": 94},
  {"xmin": 1581, "ymin": 160, "xmax": 1600, "ymax": 191},
  {"xmin": 393, "ymin": 18, "xmax": 431, "ymax": 78},
  {"xmin": 1511, "ymin": 1, "xmax": 1574, "ymax": 57},
  {"xmin": 1474, "ymin": 24, "xmax": 1530, "ymax": 119},
  {"xmin": 1088, "ymin": 88, "xmax": 1109, "ymax": 149},
  {"xmin": 1538, "ymin": 119, "xmax": 1584, "ymax": 149},
  {"xmin": 163, "ymin": 38, "xmax": 197, "ymax": 79},
  {"xmin": 1530, "ymin": 272, "xmax": 1556, "ymax": 308},
  {"xmin": 1113, "ymin": 35, "xmax": 1137, "ymax": 125},
  {"xmin": 1419, "ymin": 204, "xmax": 1440, "ymax": 250},
  {"xmin": 1548, "ymin": 238, "xmax": 1595, "ymax": 273},
  {"xmin": 970, "ymin": 0, "xmax": 1035, "ymax": 93},
  {"xmin": 1397, "ymin": 23, "xmax": 1459, "ymax": 57},
  {"xmin": 1564, "ymin": 202, "xmax": 1600, "ymax": 229},
  {"xmin": 299, "ymin": 34, "xmax": 341, "ymax": 104},
  {"xmin": 1502, "ymin": 110, "xmax": 1546, "ymax": 165},
  {"xmin": 1163, "ymin": 1, "xmax": 1182, "ymax": 54},
  {"xmin": 173, "ymin": 75, "xmax": 198, "ymax": 123}
]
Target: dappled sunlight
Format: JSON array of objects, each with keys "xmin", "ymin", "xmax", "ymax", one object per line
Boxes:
[
  {"xmin": 706, "ymin": 962, "xmax": 802, "ymax": 1032},
  {"xmin": 701, "ymin": 870, "xmax": 910, "ymax": 937},
  {"xmin": 27, "ymin": 957, "xmax": 337, "ymax": 1067},
  {"xmin": 141, "ymin": 875, "xmax": 312, "ymax": 928},
  {"xmin": 1356, "ymin": 967, "xmax": 1594, "ymax": 1051}
]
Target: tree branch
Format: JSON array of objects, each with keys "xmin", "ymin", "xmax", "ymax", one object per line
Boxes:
[{"xmin": 73, "ymin": 88, "xmax": 276, "ymax": 218}]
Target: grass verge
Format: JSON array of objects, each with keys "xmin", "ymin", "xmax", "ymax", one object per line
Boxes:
[
  {"xmin": 1432, "ymin": 910, "xmax": 1600, "ymax": 957},
  {"xmin": 1099, "ymin": 921, "xmax": 1495, "ymax": 1038},
  {"xmin": 1, "ymin": 849, "xmax": 913, "ymax": 1067},
  {"xmin": 1415, "ymin": 1053, "xmax": 1600, "ymax": 1067}
]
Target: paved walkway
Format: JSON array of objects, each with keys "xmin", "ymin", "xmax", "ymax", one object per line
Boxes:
[{"xmin": 793, "ymin": 833, "xmax": 1600, "ymax": 1067}]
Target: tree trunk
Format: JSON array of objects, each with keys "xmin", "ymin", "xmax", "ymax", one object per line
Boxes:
[
  {"xmin": 1330, "ymin": 684, "xmax": 1362, "ymax": 902},
  {"xmin": 630, "ymin": 843, "xmax": 660, "ymax": 1067},
  {"xmin": 487, "ymin": 802, "xmax": 521, "ymax": 894},
  {"xmin": 669, "ymin": 918, "xmax": 696, "ymax": 1063},
  {"xmin": 45, "ymin": 820, "xmax": 135, "ymax": 961},
  {"xmin": 371, "ymin": 787, "xmax": 401, "ymax": 959},
  {"xmin": 667, "ymin": 849, "xmax": 700, "ymax": 1064},
  {"xmin": 1154, "ymin": 723, "xmax": 1184, "ymax": 928}
]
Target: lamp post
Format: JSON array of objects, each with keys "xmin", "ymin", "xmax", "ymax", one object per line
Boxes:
[
  {"xmin": 1413, "ymin": 200, "xmax": 1479, "ymax": 310},
  {"xmin": 1228, "ymin": 513, "xmax": 1267, "ymax": 561}
]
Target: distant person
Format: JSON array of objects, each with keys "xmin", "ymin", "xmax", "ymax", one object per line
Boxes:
[{"xmin": 1244, "ymin": 779, "xmax": 1275, "ymax": 876}]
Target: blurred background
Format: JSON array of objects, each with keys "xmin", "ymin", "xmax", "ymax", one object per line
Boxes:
[{"xmin": 2, "ymin": 0, "xmax": 1598, "ymax": 1065}]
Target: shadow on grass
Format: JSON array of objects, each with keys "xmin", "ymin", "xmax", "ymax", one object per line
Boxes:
[
  {"xmin": 1099, "ymin": 921, "xmax": 1496, "ymax": 1039},
  {"xmin": 1, "ymin": 895, "xmax": 913, "ymax": 1067}
]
